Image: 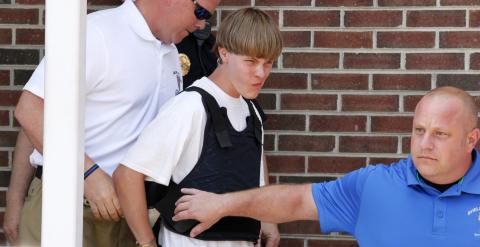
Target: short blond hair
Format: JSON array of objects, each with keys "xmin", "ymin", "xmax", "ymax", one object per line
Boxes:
[{"xmin": 214, "ymin": 8, "xmax": 283, "ymax": 61}]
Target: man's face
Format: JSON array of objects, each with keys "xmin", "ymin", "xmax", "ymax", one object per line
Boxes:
[
  {"xmin": 220, "ymin": 48, "xmax": 274, "ymax": 99},
  {"xmin": 411, "ymin": 96, "xmax": 475, "ymax": 184},
  {"xmin": 170, "ymin": 0, "xmax": 217, "ymax": 43}
]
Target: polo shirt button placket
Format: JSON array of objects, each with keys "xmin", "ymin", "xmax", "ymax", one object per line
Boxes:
[{"xmin": 432, "ymin": 197, "xmax": 447, "ymax": 235}]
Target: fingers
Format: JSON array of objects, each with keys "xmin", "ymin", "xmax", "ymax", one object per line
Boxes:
[
  {"xmin": 97, "ymin": 202, "xmax": 113, "ymax": 221},
  {"xmin": 89, "ymin": 201, "xmax": 102, "ymax": 220},
  {"xmin": 4, "ymin": 227, "xmax": 18, "ymax": 245},
  {"xmin": 180, "ymin": 188, "xmax": 201, "ymax": 195},
  {"xmin": 112, "ymin": 197, "xmax": 123, "ymax": 218},
  {"xmin": 172, "ymin": 209, "xmax": 190, "ymax": 222},
  {"xmin": 174, "ymin": 201, "xmax": 189, "ymax": 215},
  {"xmin": 104, "ymin": 199, "xmax": 121, "ymax": 221},
  {"xmin": 175, "ymin": 195, "xmax": 191, "ymax": 206},
  {"xmin": 189, "ymin": 222, "xmax": 210, "ymax": 238}
]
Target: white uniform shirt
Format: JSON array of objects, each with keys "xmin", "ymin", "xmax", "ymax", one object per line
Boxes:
[
  {"xmin": 25, "ymin": 0, "xmax": 182, "ymax": 175},
  {"xmin": 122, "ymin": 77, "xmax": 265, "ymax": 247}
]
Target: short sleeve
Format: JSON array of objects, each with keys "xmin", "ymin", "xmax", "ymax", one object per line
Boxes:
[
  {"xmin": 121, "ymin": 92, "xmax": 206, "ymax": 186},
  {"xmin": 311, "ymin": 165, "xmax": 376, "ymax": 234},
  {"xmin": 85, "ymin": 22, "xmax": 108, "ymax": 93},
  {"xmin": 23, "ymin": 21, "xmax": 108, "ymax": 97},
  {"xmin": 23, "ymin": 59, "xmax": 46, "ymax": 98}
]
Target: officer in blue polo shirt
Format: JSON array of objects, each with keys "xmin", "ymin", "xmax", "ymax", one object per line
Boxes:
[{"xmin": 172, "ymin": 86, "xmax": 480, "ymax": 247}]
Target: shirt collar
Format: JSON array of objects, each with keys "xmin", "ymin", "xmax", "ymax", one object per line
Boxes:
[
  {"xmin": 460, "ymin": 149, "xmax": 480, "ymax": 194},
  {"xmin": 119, "ymin": 0, "xmax": 160, "ymax": 43},
  {"xmin": 406, "ymin": 149, "xmax": 480, "ymax": 195},
  {"xmin": 405, "ymin": 155, "xmax": 421, "ymax": 186}
]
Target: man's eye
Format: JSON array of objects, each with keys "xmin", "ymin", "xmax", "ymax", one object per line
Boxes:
[{"xmin": 436, "ymin": 132, "xmax": 448, "ymax": 137}]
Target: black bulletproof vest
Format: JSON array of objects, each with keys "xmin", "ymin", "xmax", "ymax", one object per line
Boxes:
[{"xmin": 157, "ymin": 86, "xmax": 263, "ymax": 242}]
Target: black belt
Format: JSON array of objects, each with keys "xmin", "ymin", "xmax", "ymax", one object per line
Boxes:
[{"xmin": 35, "ymin": 166, "xmax": 43, "ymax": 179}]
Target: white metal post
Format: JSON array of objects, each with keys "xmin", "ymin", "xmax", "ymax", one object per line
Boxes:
[{"xmin": 43, "ymin": 0, "xmax": 86, "ymax": 246}]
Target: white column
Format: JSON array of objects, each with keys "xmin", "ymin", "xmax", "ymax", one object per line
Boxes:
[{"xmin": 43, "ymin": 0, "xmax": 86, "ymax": 246}]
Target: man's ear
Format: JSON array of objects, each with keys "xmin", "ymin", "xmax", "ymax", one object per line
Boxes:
[
  {"xmin": 218, "ymin": 47, "xmax": 229, "ymax": 64},
  {"xmin": 467, "ymin": 128, "xmax": 480, "ymax": 151}
]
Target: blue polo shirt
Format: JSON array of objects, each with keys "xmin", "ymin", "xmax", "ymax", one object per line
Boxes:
[{"xmin": 312, "ymin": 150, "xmax": 480, "ymax": 247}]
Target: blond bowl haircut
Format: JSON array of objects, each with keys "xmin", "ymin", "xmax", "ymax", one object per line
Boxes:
[{"xmin": 214, "ymin": 7, "xmax": 283, "ymax": 61}]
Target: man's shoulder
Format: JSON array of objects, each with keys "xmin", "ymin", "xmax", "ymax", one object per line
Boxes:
[{"xmin": 360, "ymin": 158, "xmax": 411, "ymax": 184}]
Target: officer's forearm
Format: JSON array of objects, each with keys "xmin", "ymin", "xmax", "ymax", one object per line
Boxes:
[{"xmin": 222, "ymin": 184, "xmax": 318, "ymax": 224}]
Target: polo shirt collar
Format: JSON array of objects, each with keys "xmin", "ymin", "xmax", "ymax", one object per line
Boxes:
[
  {"xmin": 460, "ymin": 149, "xmax": 480, "ymax": 194},
  {"xmin": 119, "ymin": 0, "xmax": 160, "ymax": 43},
  {"xmin": 405, "ymin": 155, "xmax": 420, "ymax": 186},
  {"xmin": 406, "ymin": 150, "xmax": 480, "ymax": 195}
]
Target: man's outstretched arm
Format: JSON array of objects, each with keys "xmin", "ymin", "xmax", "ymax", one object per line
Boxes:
[{"xmin": 173, "ymin": 184, "xmax": 318, "ymax": 237}]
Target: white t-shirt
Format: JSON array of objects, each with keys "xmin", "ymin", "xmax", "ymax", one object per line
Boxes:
[
  {"xmin": 122, "ymin": 77, "xmax": 265, "ymax": 247},
  {"xmin": 25, "ymin": 0, "xmax": 182, "ymax": 175}
]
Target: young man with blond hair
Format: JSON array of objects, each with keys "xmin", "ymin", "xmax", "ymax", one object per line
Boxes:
[{"xmin": 114, "ymin": 8, "xmax": 283, "ymax": 247}]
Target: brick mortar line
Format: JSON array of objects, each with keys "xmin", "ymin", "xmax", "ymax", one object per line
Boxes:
[
  {"xmin": 0, "ymin": 65, "xmax": 41, "ymax": 70},
  {"xmin": 265, "ymin": 152, "xmax": 409, "ymax": 159},
  {"xmin": 2, "ymin": 26, "xmax": 479, "ymax": 32},
  {"xmin": 263, "ymin": 111, "xmax": 416, "ymax": 116},
  {"xmin": 0, "ymin": 44, "xmax": 44, "ymax": 48},
  {"xmin": 399, "ymin": 95, "xmax": 405, "ymax": 112},
  {"xmin": 397, "ymin": 134, "xmax": 402, "ymax": 154},
  {"xmin": 264, "ymin": 152, "xmax": 407, "ymax": 158},
  {"xmin": 333, "ymin": 135, "xmax": 339, "ymax": 152},
  {"xmin": 306, "ymin": 73, "xmax": 311, "ymax": 90},
  {"xmin": 338, "ymin": 51, "xmax": 344, "ymax": 70},
  {"xmin": 217, "ymin": 7, "xmax": 480, "ymax": 11},
  {"xmin": 268, "ymin": 69, "xmax": 480, "ymax": 74},
  {"xmin": 400, "ymin": 52, "xmax": 406, "ymax": 70},
  {"xmin": 270, "ymin": 173, "xmax": 344, "ymax": 177},
  {"xmin": 0, "ymin": 106, "xmax": 17, "ymax": 111},
  {"xmin": 309, "ymin": 30, "xmax": 313, "ymax": 48},
  {"xmin": 0, "ymin": 85, "xmax": 27, "ymax": 90},
  {"xmin": 278, "ymin": 27, "xmax": 480, "ymax": 31},
  {"xmin": 8, "ymin": 109, "xmax": 13, "ymax": 128},
  {"xmin": 264, "ymin": 112, "xmax": 441, "ymax": 117},
  {"xmin": 467, "ymin": 5, "xmax": 471, "ymax": 28},
  {"xmin": 304, "ymin": 151, "xmax": 309, "ymax": 173},
  {"xmin": 279, "ymin": 234, "xmax": 355, "ymax": 241},
  {"xmin": 366, "ymin": 115, "xmax": 371, "ymax": 133},
  {"xmin": 279, "ymin": 8, "xmax": 284, "ymax": 27},
  {"xmin": 261, "ymin": 90, "xmax": 434, "ymax": 95},
  {"xmin": 266, "ymin": 68, "xmax": 480, "ymax": 73},
  {"xmin": 8, "ymin": 68, "xmax": 13, "ymax": 86},
  {"xmin": 266, "ymin": 131, "xmax": 411, "ymax": 137},
  {"xmin": 368, "ymin": 74, "xmax": 373, "ymax": 90},
  {"xmin": 281, "ymin": 48, "xmax": 474, "ymax": 52},
  {"xmin": 466, "ymin": 51, "xmax": 471, "ymax": 71},
  {"xmin": 0, "ymin": 126, "xmax": 20, "ymax": 131},
  {"xmin": 274, "ymin": 132, "xmax": 279, "ymax": 152}
]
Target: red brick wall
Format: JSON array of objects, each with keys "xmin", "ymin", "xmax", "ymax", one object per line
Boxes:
[{"xmin": 1, "ymin": 0, "xmax": 480, "ymax": 246}]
